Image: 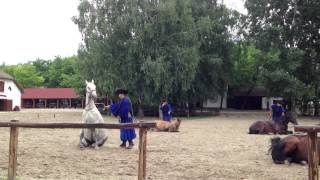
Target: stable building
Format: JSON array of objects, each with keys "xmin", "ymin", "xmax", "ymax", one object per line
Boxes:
[
  {"xmin": 22, "ymin": 88, "xmax": 82, "ymax": 108},
  {"xmin": 0, "ymin": 71, "xmax": 23, "ymax": 111},
  {"xmin": 227, "ymin": 87, "xmax": 282, "ymax": 110},
  {"xmin": 203, "ymin": 94, "xmax": 227, "ymax": 109}
]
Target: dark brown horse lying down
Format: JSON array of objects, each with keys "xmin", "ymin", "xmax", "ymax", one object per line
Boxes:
[
  {"xmin": 249, "ymin": 112, "xmax": 297, "ymax": 134},
  {"xmin": 270, "ymin": 135, "xmax": 320, "ymax": 164},
  {"xmin": 154, "ymin": 119, "xmax": 181, "ymax": 132}
]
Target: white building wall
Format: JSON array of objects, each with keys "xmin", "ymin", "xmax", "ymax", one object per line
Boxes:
[
  {"xmin": 262, "ymin": 97, "xmax": 283, "ymax": 110},
  {"xmin": 203, "ymin": 95, "xmax": 227, "ymax": 109},
  {"xmin": 0, "ymin": 79, "xmax": 22, "ymax": 109}
]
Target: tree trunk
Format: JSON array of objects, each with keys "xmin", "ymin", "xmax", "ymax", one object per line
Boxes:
[
  {"xmin": 302, "ymin": 100, "xmax": 308, "ymax": 115},
  {"xmin": 220, "ymin": 94, "xmax": 224, "ymax": 110},
  {"xmin": 241, "ymin": 86, "xmax": 254, "ymax": 110},
  {"xmin": 159, "ymin": 105, "xmax": 163, "ymax": 120},
  {"xmin": 314, "ymin": 100, "xmax": 318, "ymax": 116},
  {"xmin": 285, "ymin": 97, "xmax": 295, "ymax": 112},
  {"xmin": 315, "ymin": 84, "xmax": 319, "ymax": 116},
  {"xmin": 290, "ymin": 97, "xmax": 295, "ymax": 112},
  {"xmin": 138, "ymin": 104, "xmax": 144, "ymax": 120},
  {"xmin": 186, "ymin": 102, "xmax": 190, "ymax": 119},
  {"xmin": 137, "ymin": 96, "xmax": 144, "ymax": 120},
  {"xmin": 104, "ymin": 95, "xmax": 109, "ymax": 106}
]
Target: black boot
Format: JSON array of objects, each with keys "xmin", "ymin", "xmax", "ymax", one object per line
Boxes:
[
  {"xmin": 120, "ymin": 141, "xmax": 127, "ymax": 148},
  {"xmin": 127, "ymin": 140, "xmax": 134, "ymax": 149}
]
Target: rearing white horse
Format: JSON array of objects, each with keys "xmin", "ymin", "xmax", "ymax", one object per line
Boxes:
[{"xmin": 80, "ymin": 80, "xmax": 108, "ymax": 148}]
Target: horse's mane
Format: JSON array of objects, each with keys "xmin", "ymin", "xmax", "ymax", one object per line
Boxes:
[
  {"xmin": 274, "ymin": 116, "xmax": 287, "ymax": 126},
  {"xmin": 277, "ymin": 111, "xmax": 293, "ymax": 124},
  {"xmin": 270, "ymin": 137, "xmax": 286, "ymax": 163}
]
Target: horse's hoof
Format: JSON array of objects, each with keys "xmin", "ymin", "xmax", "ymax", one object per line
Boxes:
[
  {"xmin": 79, "ymin": 144, "xmax": 86, "ymax": 149},
  {"xmin": 91, "ymin": 143, "xmax": 99, "ymax": 149},
  {"xmin": 274, "ymin": 160, "xmax": 285, "ymax": 164}
]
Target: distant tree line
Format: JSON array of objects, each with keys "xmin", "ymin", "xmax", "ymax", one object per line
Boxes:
[{"xmin": 0, "ymin": 56, "xmax": 83, "ymax": 93}]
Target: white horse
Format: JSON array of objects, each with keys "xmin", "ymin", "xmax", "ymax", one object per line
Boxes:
[{"xmin": 80, "ymin": 80, "xmax": 108, "ymax": 148}]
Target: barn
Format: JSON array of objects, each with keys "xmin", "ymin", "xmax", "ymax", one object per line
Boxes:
[
  {"xmin": 227, "ymin": 87, "xmax": 282, "ymax": 110},
  {"xmin": 22, "ymin": 88, "xmax": 82, "ymax": 108},
  {"xmin": 0, "ymin": 71, "xmax": 23, "ymax": 111}
]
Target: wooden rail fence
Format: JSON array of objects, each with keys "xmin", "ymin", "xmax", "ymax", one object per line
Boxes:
[
  {"xmin": 0, "ymin": 120, "xmax": 156, "ymax": 180},
  {"xmin": 295, "ymin": 125, "xmax": 320, "ymax": 180}
]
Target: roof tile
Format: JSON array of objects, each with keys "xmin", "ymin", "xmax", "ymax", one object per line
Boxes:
[{"xmin": 22, "ymin": 88, "xmax": 80, "ymax": 99}]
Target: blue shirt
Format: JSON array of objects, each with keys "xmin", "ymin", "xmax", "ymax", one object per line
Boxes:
[
  {"xmin": 109, "ymin": 97, "xmax": 136, "ymax": 141},
  {"xmin": 110, "ymin": 97, "xmax": 132, "ymax": 123},
  {"xmin": 271, "ymin": 104, "xmax": 284, "ymax": 121},
  {"xmin": 160, "ymin": 103, "xmax": 172, "ymax": 122}
]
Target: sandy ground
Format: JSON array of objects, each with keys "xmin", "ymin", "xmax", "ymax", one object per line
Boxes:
[{"xmin": 0, "ymin": 109, "xmax": 317, "ymax": 180}]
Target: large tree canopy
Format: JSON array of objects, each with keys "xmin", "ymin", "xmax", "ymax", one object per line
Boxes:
[
  {"xmin": 243, "ymin": 0, "xmax": 319, "ymax": 111},
  {"xmin": 73, "ymin": 0, "xmax": 238, "ymax": 110}
]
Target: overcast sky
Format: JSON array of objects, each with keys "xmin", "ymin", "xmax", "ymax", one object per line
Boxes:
[{"xmin": 0, "ymin": 0, "xmax": 246, "ymax": 65}]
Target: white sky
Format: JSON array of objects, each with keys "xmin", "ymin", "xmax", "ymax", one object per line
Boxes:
[
  {"xmin": 225, "ymin": 0, "xmax": 247, "ymax": 14},
  {"xmin": 0, "ymin": 0, "xmax": 246, "ymax": 65}
]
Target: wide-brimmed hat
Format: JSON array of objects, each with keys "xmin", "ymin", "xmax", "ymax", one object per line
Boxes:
[{"xmin": 115, "ymin": 88, "xmax": 128, "ymax": 95}]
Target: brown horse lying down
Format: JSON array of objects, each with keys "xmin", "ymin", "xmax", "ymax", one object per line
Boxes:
[
  {"xmin": 154, "ymin": 119, "xmax": 181, "ymax": 132},
  {"xmin": 270, "ymin": 135, "xmax": 320, "ymax": 164},
  {"xmin": 249, "ymin": 112, "xmax": 297, "ymax": 134}
]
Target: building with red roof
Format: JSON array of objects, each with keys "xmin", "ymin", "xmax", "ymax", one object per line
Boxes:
[
  {"xmin": 0, "ymin": 71, "xmax": 23, "ymax": 111},
  {"xmin": 22, "ymin": 88, "xmax": 83, "ymax": 108}
]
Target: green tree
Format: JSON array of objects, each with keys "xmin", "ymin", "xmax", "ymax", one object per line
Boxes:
[
  {"xmin": 47, "ymin": 56, "xmax": 82, "ymax": 89},
  {"xmin": 1, "ymin": 64, "xmax": 44, "ymax": 88},
  {"xmin": 244, "ymin": 0, "xmax": 316, "ymax": 111},
  {"xmin": 74, "ymin": 0, "xmax": 239, "ymax": 115},
  {"xmin": 32, "ymin": 59, "xmax": 51, "ymax": 86},
  {"xmin": 74, "ymin": 0, "xmax": 201, "ymax": 115},
  {"xmin": 189, "ymin": 0, "xmax": 239, "ymax": 109}
]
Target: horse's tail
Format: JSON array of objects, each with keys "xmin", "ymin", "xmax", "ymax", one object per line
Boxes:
[
  {"xmin": 270, "ymin": 137, "xmax": 286, "ymax": 164},
  {"xmin": 80, "ymin": 129, "xmax": 84, "ymax": 142}
]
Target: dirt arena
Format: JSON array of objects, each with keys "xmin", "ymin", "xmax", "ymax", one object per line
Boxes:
[{"xmin": 0, "ymin": 109, "xmax": 317, "ymax": 180}]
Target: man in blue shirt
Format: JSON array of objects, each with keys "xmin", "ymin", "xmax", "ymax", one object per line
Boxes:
[
  {"xmin": 107, "ymin": 89, "xmax": 136, "ymax": 149},
  {"xmin": 160, "ymin": 99, "xmax": 172, "ymax": 122},
  {"xmin": 270, "ymin": 100, "xmax": 285, "ymax": 121}
]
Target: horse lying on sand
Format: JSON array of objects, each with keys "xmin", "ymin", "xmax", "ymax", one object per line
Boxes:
[
  {"xmin": 154, "ymin": 118, "xmax": 182, "ymax": 132},
  {"xmin": 270, "ymin": 135, "xmax": 320, "ymax": 164},
  {"xmin": 80, "ymin": 80, "xmax": 108, "ymax": 149},
  {"xmin": 249, "ymin": 111, "xmax": 297, "ymax": 134}
]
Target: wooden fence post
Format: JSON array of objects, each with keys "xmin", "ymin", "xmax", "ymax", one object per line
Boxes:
[
  {"xmin": 8, "ymin": 120, "xmax": 19, "ymax": 180},
  {"xmin": 138, "ymin": 128, "xmax": 147, "ymax": 180},
  {"xmin": 307, "ymin": 131, "xmax": 319, "ymax": 180}
]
